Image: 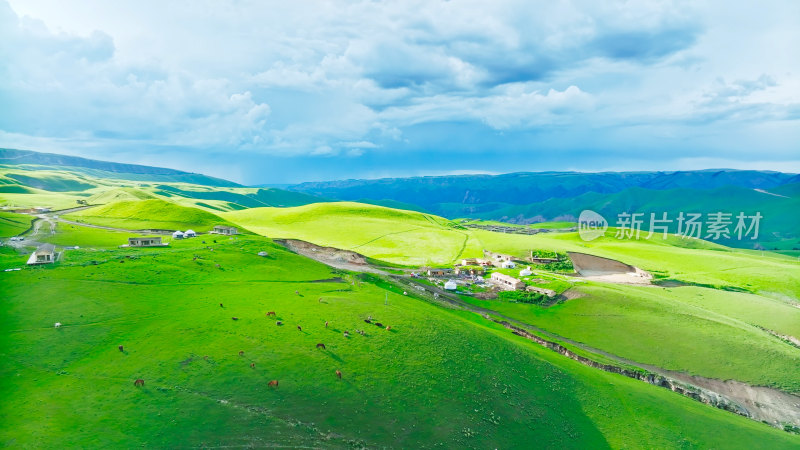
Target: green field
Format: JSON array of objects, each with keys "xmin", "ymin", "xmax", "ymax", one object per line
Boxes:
[
  {"xmin": 2, "ymin": 232, "xmax": 797, "ymax": 447},
  {"xmin": 0, "ymin": 210, "xmax": 32, "ymax": 237}
]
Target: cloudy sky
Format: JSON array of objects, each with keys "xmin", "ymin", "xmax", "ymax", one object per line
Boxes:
[{"xmin": 1, "ymin": 1, "xmax": 798, "ymax": 184}]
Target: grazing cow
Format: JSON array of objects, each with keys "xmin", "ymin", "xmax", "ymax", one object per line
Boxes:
[
  {"xmin": 267, "ymin": 380, "xmax": 279, "ymax": 387},
  {"xmin": 276, "ymin": 321, "xmax": 283, "ymax": 326},
  {"xmin": 232, "ymin": 317, "xmax": 239, "ymax": 321},
  {"xmin": 343, "ymin": 331, "xmax": 350, "ymax": 337},
  {"xmin": 118, "ymin": 345, "xmax": 124, "ymax": 352},
  {"xmin": 204, "ymin": 355, "xmax": 209, "ymax": 360},
  {"xmin": 318, "ymin": 297, "xmax": 323, "ymax": 303},
  {"xmin": 239, "ymin": 350, "xmax": 244, "ymax": 356},
  {"xmin": 325, "ymin": 321, "xmax": 329, "ymax": 328},
  {"xmin": 119, "ymin": 260, "xmax": 124, "ymax": 263},
  {"xmin": 54, "ymin": 322, "xmax": 62, "ymax": 328},
  {"xmin": 219, "ymin": 303, "xmax": 224, "ymax": 308},
  {"xmin": 386, "ymin": 326, "xmax": 391, "ymax": 331},
  {"xmin": 134, "ymin": 379, "xmax": 145, "ymax": 387},
  {"xmin": 335, "ymin": 370, "xmax": 342, "ymax": 379},
  {"xmin": 364, "ymin": 319, "xmax": 371, "ymax": 324},
  {"xmin": 266, "ymin": 311, "xmax": 276, "ymax": 317},
  {"xmin": 215, "ymin": 264, "xmax": 221, "ymax": 269},
  {"xmin": 295, "ymin": 290, "xmax": 300, "ymax": 295},
  {"xmin": 375, "ymin": 323, "xmax": 383, "ymax": 327},
  {"xmin": 250, "ymin": 363, "xmax": 255, "ymax": 369},
  {"xmin": 297, "ymin": 325, "xmax": 302, "ymax": 331},
  {"xmin": 316, "ymin": 343, "xmax": 326, "ymax": 349}
]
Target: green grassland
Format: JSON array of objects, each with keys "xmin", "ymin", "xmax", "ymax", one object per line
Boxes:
[
  {"xmin": 0, "ymin": 210, "xmax": 32, "ymax": 237},
  {"xmin": 224, "ymin": 202, "xmax": 485, "ymax": 266},
  {"xmin": 464, "ymin": 282, "xmax": 800, "ymax": 394},
  {"xmin": 2, "ymin": 233, "xmax": 797, "ymax": 447}
]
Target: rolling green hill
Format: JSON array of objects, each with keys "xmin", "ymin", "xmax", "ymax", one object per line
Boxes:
[
  {"xmin": 65, "ymin": 199, "xmax": 237, "ymax": 232},
  {"xmin": 1, "ymin": 231, "xmax": 797, "ymax": 447},
  {"xmin": 224, "ymin": 202, "xmax": 484, "ymax": 266}
]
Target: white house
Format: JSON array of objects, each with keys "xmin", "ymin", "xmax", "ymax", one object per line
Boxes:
[
  {"xmin": 172, "ymin": 230, "xmax": 185, "ymax": 239},
  {"xmin": 27, "ymin": 243, "xmax": 56, "ymax": 265},
  {"xmin": 213, "ymin": 225, "xmax": 238, "ymax": 235},
  {"xmin": 184, "ymin": 229, "xmax": 197, "ymax": 238},
  {"xmin": 520, "ymin": 266, "xmax": 533, "ymax": 276},
  {"xmin": 501, "ymin": 261, "xmax": 516, "ymax": 269},
  {"xmin": 444, "ymin": 280, "xmax": 458, "ymax": 290}
]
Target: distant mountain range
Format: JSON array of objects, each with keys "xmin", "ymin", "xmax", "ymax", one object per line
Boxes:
[
  {"xmin": 0, "ymin": 148, "xmax": 240, "ymax": 187},
  {"xmin": 285, "ymin": 170, "xmax": 798, "ymax": 214}
]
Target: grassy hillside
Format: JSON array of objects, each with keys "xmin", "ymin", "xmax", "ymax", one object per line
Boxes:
[
  {"xmin": 0, "ymin": 210, "xmax": 32, "ymax": 237},
  {"xmin": 473, "ymin": 229, "xmax": 800, "ymax": 299},
  {"xmin": 224, "ymin": 202, "xmax": 484, "ymax": 266},
  {"xmin": 0, "ymin": 148, "xmax": 239, "ymax": 187},
  {"xmin": 464, "ymin": 282, "xmax": 800, "ymax": 394},
  {"xmin": 1, "ymin": 232, "xmax": 797, "ymax": 447},
  {"xmin": 65, "ymin": 199, "xmax": 236, "ymax": 232}
]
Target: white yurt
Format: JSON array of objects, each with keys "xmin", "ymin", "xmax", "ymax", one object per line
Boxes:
[
  {"xmin": 501, "ymin": 261, "xmax": 516, "ymax": 269},
  {"xmin": 520, "ymin": 266, "xmax": 533, "ymax": 276},
  {"xmin": 172, "ymin": 230, "xmax": 185, "ymax": 239},
  {"xmin": 184, "ymin": 229, "xmax": 197, "ymax": 238},
  {"xmin": 444, "ymin": 280, "xmax": 457, "ymax": 290}
]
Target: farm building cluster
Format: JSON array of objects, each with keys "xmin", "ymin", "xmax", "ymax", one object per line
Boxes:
[{"xmin": 412, "ymin": 249, "xmax": 564, "ymax": 298}]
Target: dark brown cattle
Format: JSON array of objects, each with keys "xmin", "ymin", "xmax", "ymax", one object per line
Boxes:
[
  {"xmin": 220, "ymin": 303, "xmax": 223, "ymax": 308},
  {"xmin": 335, "ymin": 370, "xmax": 342, "ymax": 379},
  {"xmin": 364, "ymin": 319, "xmax": 371, "ymax": 324},
  {"xmin": 276, "ymin": 321, "xmax": 283, "ymax": 326},
  {"xmin": 232, "ymin": 317, "xmax": 239, "ymax": 321},
  {"xmin": 134, "ymin": 379, "xmax": 145, "ymax": 387},
  {"xmin": 375, "ymin": 322, "xmax": 383, "ymax": 327},
  {"xmin": 266, "ymin": 311, "xmax": 276, "ymax": 317},
  {"xmin": 325, "ymin": 321, "xmax": 329, "ymax": 328},
  {"xmin": 250, "ymin": 363, "xmax": 255, "ymax": 369},
  {"xmin": 316, "ymin": 343, "xmax": 326, "ymax": 349},
  {"xmin": 343, "ymin": 331, "xmax": 350, "ymax": 337},
  {"xmin": 239, "ymin": 350, "xmax": 244, "ymax": 356},
  {"xmin": 118, "ymin": 345, "xmax": 124, "ymax": 352},
  {"xmin": 267, "ymin": 380, "xmax": 279, "ymax": 387},
  {"xmin": 297, "ymin": 325, "xmax": 302, "ymax": 331}
]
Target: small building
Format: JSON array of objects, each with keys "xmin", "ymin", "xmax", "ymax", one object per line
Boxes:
[
  {"xmin": 491, "ymin": 272, "xmax": 525, "ymax": 290},
  {"xmin": 427, "ymin": 268, "xmax": 454, "ymax": 277},
  {"xmin": 27, "ymin": 243, "xmax": 56, "ymax": 265},
  {"xmin": 128, "ymin": 237, "xmax": 164, "ymax": 247},
  {"xmin": 501, "ymin": 261, "xmax": 516, "ymax": 269},
  {"xmin": 455, "ymin": 266, "xmax": 485, "ymax": 276},
  {"xmin": 461, "ymin": 258, "xmax": 478, "ymax": 266},
  {"xmin": 184, "ymin": 229, "xmax": 197, "ymax": 238},
  {"xmin": 520, "ymin": 266, "xmax": 533, "ymax": 276},
  {"xmin": 444, "ymin": 280, "xmax": 458, "ymax": 290},
  {"xmin": 213, "ymin": 225, "xmax": 238, "ymax": 235},
  {"xmin": 526, "ymin": 285, "xmax": 556, "ymax": 297},
  {"xmin": 172, "ymin": 230, "xmax": 185, "ymax": 239}
]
